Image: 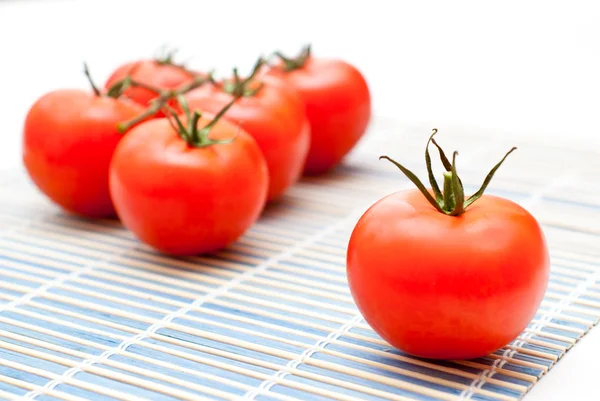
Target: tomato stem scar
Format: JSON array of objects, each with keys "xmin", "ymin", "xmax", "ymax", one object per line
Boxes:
[{"xmin": 380, "ymin": 129, "xmax": 517, "ymax": 216}]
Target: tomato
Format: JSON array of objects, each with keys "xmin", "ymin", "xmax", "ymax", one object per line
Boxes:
[
  {"xmin": 185, "ymin": 60, "xmax": 310, "ymax": 201},
  {"xmin": 266, "ymin": 45, "xmax": 371, "ymax": 175},
  {"xmin": 346, "ymin": 131, "xmax": 549, "ymax": 359},
  {"xmin": 23, "ymin": 89, "xmax": 144, "ymax": 218},
  {"xmin": 104, "ymin": 57, "xmax": 198, "ymax": 113},
  {"xmin": 109, "ymin": 102, "xmax": 269, "ymax": 256}
]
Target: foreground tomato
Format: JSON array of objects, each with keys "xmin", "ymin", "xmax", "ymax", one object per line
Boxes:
[
  {"xmin": 23, "ymin": 73, "xmax": 145, "ymax": 218},
  {"xmin": 109, "ymin": 101, "xmax": 269, "ymax": 256},
  {"xmin": 266, "ymin": 45, "xmax": 371, "ymax": 175},
  {"xmin": 104, "ymin": 51, "xmax": 199, "ymax": 112},
  {"xmin": 186, "ymin": 59, "xmax": 310, "ymax": 201},
  {"xmin": 346, "ymin": 130, "xmax": 549, "ymax": 359}
]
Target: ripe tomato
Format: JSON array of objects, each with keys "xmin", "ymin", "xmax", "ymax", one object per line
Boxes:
[
  {"xmin": 109, "ymin": 102, "xmax": 269, "ymax": 256},
  {"xmin": 266, "ymin": 45, "xmax": 371, "ymax": 175},
  {"xmin": 185, "ymin": 60, "xmax": 310, "ymax": 201},
  {"xmin": 104, "ymin": 56, "xmax": 198, "ymax": 112},
  {"xmin": 346, "ymin": 131, "xmax": 549, "ymax": 359},
  {"xmin": 23, "ymin": 89, "xmax": 144, "ymax": 218}
]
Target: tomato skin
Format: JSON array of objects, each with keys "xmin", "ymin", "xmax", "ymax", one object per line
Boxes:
[
  {"xmin": 104, "ymin": 60, "xmax": 196, "ymax": 112},
  {"xmin": 109, "ymin": 115, "xmax": 269, "ymax": 256},
  {"xmin": 185, "ymin": 77, "xmax": 310, "ymax": 201},
  {"xmin": 346, "ymin": 190, "xmax": 549, "ymax": 359},
  {"xmin": 266, "ymin": 58, "xmax": 371, "ymax": 175},
  {"xmin": 22, "ymin": 89, "xmax": 144, "ymax": 218}
]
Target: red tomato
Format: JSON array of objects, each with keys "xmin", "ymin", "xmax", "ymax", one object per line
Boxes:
[
  {"xmin": 104, "ymin": 59, "xmax": 197, "ymax": 111},
  {"xmin": 185, "ymin": 72, "xmax": 310, "ymax": 201},
  {"xmin": 23, "ymin": 89, "xmax": 144, "ymax": 218},
  {"xmin": 346, "ymin": 132, "xmax": 549, "ymax": 359},
  {"xmin": 109, "ymin": 107, "xmax": 269, "ymax": 256},
  {"xmin": 266, "ymin": 46, "xmax": 371, "ymax": 175}
]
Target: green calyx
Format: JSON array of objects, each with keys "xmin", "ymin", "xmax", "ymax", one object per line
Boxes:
[
  {"xmin": 154, "ymin": 45, "xmax": 188, "ymax": 70},
  {"xmin": 155, "ymin": 48, "xmax": 177, "ymax": 65},
  {"xmin": 222, "ymin": 57, "xmax": 266, "ymax": 97},
  {"xmin": 165, "ymin": 95, "xmax": 239, "ymax": 148},
  {"xmin": 380, "ymin": 129, "xmax": 517, "ymax": 216},
  {"xmin": 273, "ymin": 44, "xmax": 311, "ymax": 72}
]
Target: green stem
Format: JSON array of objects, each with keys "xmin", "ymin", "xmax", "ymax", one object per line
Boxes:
[
  {"xmin": 163, "ymin": 103, "xmax": 188, "ymax": 141},
  {"xmin": 155, "ymin": 46, "xmax": 180, "ymax": 66},
  {"xmin": 190, "ymin": 111, "xmax": 202, "ymax": 144},
  {"xmin": 233, "ymin": 68, "xmax": 241, "ymax": 89},
  {"xmin": 195, "ymin": 95, "xmax": 238, "ymax": 142},
  {"xmin": 442, "ymin": 172, "xmax": 455, "ymax": 211},
  {"xmin": 222, "ymin": 57, "xmax": 266, "ymax": 97},
  {"xmin": 129, "ymin": 79, "xmax": 163, "ymax": 95},
  {"xmin": 272, "ymin": 44, "xmax": 311, "ymax": 72},
  {"xmin": 116, "ymin": 73, "xmax": 212, "ymax": 133},
  {"xmin": 83, "ymin": 62, "xmax": 101, "ymax": 97},
  {"xmin": 449, "ymin": 151, "xmax": 465, "ymax": 216},
  {"xmin": 106, "ymin": 77, "xmax": 130, "ymax": 98},
  {"xmin": 164, "ymin": 95, "xmax": 241, "ymax": 148},
  {"xmin": 153, "ymin": 46, "xmax": 202, "ymax": 80},
  {"xmin": 106, "ymin": 76, "xmax": 164, "ymax": 99},
  {"xmin": 156, "ymin": 51, "xmax": 176, "ymax": 65}
]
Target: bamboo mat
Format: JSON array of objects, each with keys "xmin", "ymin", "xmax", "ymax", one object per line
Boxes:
[{"xmin": 0, "ymin": 118, "xmax": 599, "ymax": 401}]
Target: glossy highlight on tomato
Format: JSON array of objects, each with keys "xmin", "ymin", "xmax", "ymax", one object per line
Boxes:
[{"xmin": 346, "ymin": 130, "xmax": 549, "ymax": 359}]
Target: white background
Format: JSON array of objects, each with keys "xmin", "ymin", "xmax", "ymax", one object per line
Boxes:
[{"xmin": 0, "ymin": 0, "xmax": 599, "ymax": 399}]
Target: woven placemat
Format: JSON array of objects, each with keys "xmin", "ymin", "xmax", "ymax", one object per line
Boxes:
[{"xmin": 1, "ymin": 119, "xmax": 599, "ymax": 401}]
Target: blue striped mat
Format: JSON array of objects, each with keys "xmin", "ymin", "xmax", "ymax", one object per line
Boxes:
[{"xmin": 1, "ymin": 119, "xmax": 599, "ymax": 401}]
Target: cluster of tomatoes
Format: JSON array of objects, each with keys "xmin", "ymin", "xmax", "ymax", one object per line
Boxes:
[
  {"xmin": 22, "ymin": 45, "xmax": 371, "ymax": 256},
  {"xmin": 22, "ymin": 45, "xmax": 551, "ymax": 361}
]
